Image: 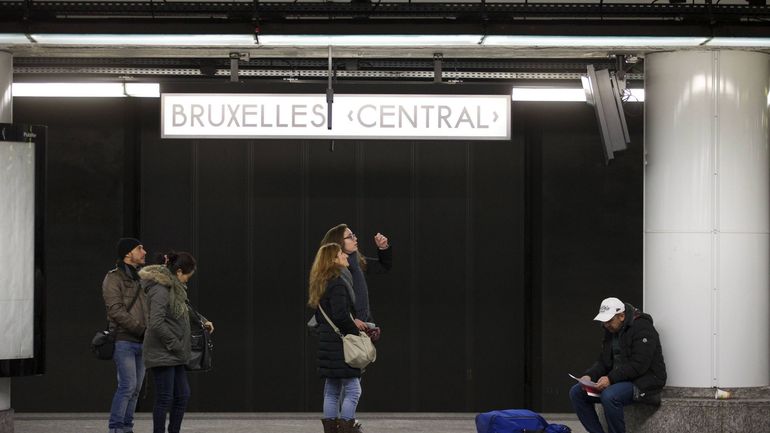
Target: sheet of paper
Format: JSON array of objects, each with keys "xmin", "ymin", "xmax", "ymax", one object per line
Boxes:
[{"xmin": 569, "ymin": 374, "xmax": 601, "ymax": 396}]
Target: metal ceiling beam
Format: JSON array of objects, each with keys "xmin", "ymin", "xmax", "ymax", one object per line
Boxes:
[
  {"xmin": 11, "ymin": 65, "xmax": 645, "ymax": 81},
  {"xmin": 1, "ymin": 1, "xmax": 769, "ymax": 20},
  {"xmin": 10, "ymin": 56, "xmax": 644, "ymax": 82}
]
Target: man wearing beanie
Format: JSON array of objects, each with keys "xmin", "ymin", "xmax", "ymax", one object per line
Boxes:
[{"xmin": 102, "ymin": 237, "xmax": 147, "ymax": 433}]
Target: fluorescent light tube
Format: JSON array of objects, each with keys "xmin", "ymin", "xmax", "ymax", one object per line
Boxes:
[
  {"xmin": 484, "ymin": 36, "xmax": 707, "ymax": 47},
  {"xmin": 259, "ymin": 34, "xmax": 483, "ymax": 46},
  {"xmin": 512, "ymin": 88, "xmax": 587, "ymax": 102},
  {"xmin": 512, "ymin": 87, "xmax": 644, "ymax": 102},
  {"xmin": 0, "ymin": 34, "xmax": 29, "ymax": 44},
  {"xmin": 13, "ymin": 83, "xmax": 125, "ymax": 97},
  {"xmin": 706, "ymin": 37, "xmax": 770, "ymax": 47},
  {"xmin": 124, "ymin": 83, "xmax": 160, "ymax": 98},
  {"xmin": 30, "ymin": 34, "xmax": 256, "ymax": 46},
  {"xmin": 13, "ymin": 83, "xmax": 160, "ymax": 98}
]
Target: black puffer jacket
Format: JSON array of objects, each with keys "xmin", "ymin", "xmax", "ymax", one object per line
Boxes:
[
  {"xmin": 584, "ymin": 303, "xmax": 667, "ymax": 393},
  {"xmin": 315, "ymin": 276, "xmax": 361, "ymax": 378}
]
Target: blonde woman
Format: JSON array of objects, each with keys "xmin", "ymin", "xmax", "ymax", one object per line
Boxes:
[{"xmin": 309, "ymin": 243, "xmax": 368, "ymax": 433}]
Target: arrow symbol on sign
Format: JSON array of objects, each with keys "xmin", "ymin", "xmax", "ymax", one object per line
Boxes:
[
  {"xmin": 493, "ymin": 111, "xmax": 499, "ymax": 122},
  {"xmin": 348, "ymin": 111, "xmax": 354, "ymax": 122}
]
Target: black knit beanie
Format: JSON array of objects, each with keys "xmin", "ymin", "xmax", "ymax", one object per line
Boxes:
[{"xmin": 116, "ymin": 237, "xmax": 142, "ymax": 260}]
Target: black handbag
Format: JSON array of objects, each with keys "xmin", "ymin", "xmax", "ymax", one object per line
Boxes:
[
  {"xmin": 91, "ymin": 287, "xmax": 142, "ymax": 360},
  {"xmin": 91, "ymin": 329, "xmax": 116, "ymax": 360},
  {"xmin": 185, "ymin": 303, "xmax": 214, "ymax": 372}
]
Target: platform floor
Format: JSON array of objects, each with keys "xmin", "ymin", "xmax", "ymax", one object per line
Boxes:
[{"xmin": 15, "ymin": 412, "xmax": 589, "ymax": 433}]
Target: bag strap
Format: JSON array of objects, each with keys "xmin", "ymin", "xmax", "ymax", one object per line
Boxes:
[
  {"xmin": 126, "ymin": 285, "xmax": 142, "ymax": 312},
  {"xmin": 317, "ymin": 305, "xmax": 342, "ymax": 337},
  {"xmin": 318, "ymin": 305, "xmax": 357, "ymax": 339},
  {"xmin": 105, "ymin": 283, "xmax": 143, "ymax": 331},
  {"xmin": 186, "ymin": 300, "xmax": 201, "ymax": 320}
]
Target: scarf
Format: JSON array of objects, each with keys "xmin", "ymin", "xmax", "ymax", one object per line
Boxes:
[
  {"xmin": 168, "ymin": 273, "xmax": 190, "ymax": 319},
  {"xmin": 346, "ymin": 251, "xmax": 371, "ymax": 321},
  {"xmin": 121, "ymin": 262, "xmax": 140, "ymax": 281},
  {"xmin": 140, "ymin": 265, "xmax": 189, "ymax": 318}
]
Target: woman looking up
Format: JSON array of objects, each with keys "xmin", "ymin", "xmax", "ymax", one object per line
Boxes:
[{"xmin": 320, "ymin": 224, "xmax": 391, "ymax": 328}]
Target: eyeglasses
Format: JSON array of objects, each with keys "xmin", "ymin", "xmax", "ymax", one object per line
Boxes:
[{"xmin": 344, "ymin": 233, "xmax": 357, "ymax": 240}]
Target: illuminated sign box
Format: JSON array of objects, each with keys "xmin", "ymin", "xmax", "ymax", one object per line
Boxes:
[{"xmin": 162, "ymin": 94, "xmax": 510, "ymax": 140}]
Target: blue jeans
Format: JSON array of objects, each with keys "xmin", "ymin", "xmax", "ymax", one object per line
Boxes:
[
  {"xmin": 323, "ymin": 378, "xmax": 361, "ymax": 420},
  {"xmin": 108, "ymin": 341, "xmax": 145, "ymax": 433},
  {"xmin": 569, "ymin": 381, "xmax": 635, "ymax": 433},
  {"xmin": 151, "ymin": 365, "xmax": 190, "ymax": 433}
]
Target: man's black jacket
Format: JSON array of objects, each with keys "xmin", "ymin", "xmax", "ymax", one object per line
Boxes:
[{"xmin": 584, "ymin": 303, "xmax": 667, "ymax": 392}]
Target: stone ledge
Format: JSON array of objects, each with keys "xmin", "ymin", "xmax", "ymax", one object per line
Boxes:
[
  {"xmin": 0, "ymin": 409, "xmax": 13, "ymax": 433},
  {"xmin": 627, "ymin": 387, "xmax": 770, "ymax": 433}
]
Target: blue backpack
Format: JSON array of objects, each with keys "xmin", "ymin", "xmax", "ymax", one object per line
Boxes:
[
  {"xmin": 475, "ymin": 409, "xmax": 572, "ymax": 433},
  {"xmin": 545, "ymin": 424, "xmax": 572, "ymax": 433},
  {"xmin": 475, "ymin": 409, "xmax": 548, "ymax": 433}
]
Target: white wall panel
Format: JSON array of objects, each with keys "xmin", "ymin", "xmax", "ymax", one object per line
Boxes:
[
  {"xmin": 717, "ymin": 233, "xmax": 770, "ymax": 386},
  {"xmin": 717, "ymin": 52, "xmax": 770, "ymax": 234},
  {"xmin": 645, "ymin": 232, "xmax": 713, "ymax": 387},
  {"xmin": 644, "ymin": 51, "xmax": 714, "ymax": 233}
]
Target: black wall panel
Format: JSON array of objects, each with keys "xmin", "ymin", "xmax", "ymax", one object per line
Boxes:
[
  {"xmin": 191, "ymin": 140, "xmax": 252, "ymax": 410},
  {"xmin": 10, "ymin": 87, "xmax": 643, "ymax": 413},
  {"xmin": 412, "ymin": 140, "xmax": 470, "ymax": 411},
  {"xmin": 531, "ymin": 102, "xmax": 644, "ymax": 411},
  {"xmin": 356, "ymin": 140, "xmax": 415, "ymax": 412},
  {"xmin": 11, "ymin": 98, "xmax": 138, "ymax": 411},
  {"xmin": 250, "ymin": 139, "xmax": 306, "ymax": 411},
  {"xmin": 471, "ymin": 138, "xmax": 526, "ymax": 410}
]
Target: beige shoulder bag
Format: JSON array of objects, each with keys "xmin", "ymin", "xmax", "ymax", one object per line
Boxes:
[{"xmin": 318, "ymin": 305, "xmax": 377, "ymax": 369}]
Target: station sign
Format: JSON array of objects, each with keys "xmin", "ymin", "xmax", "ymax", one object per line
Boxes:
[{"xmin": 161, "ymin": 93, "xmax": 510, "ymax": 140}]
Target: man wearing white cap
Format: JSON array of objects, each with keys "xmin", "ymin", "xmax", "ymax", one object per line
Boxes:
[{"xmin": 569, "ymin": 297, "xmax": 667, "ymax": 433}]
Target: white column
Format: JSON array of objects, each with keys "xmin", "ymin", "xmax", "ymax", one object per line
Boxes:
[
  {"xmin": 0, "ymin": 51, "xmax": 10, "ymax": 123},
  {"xmin": 0, "ymin": 50, "xmax": 11, "ymax": 410},
  {"xmin": 644, "ymin": 50, "xmax": 770, "ymax": 388}
]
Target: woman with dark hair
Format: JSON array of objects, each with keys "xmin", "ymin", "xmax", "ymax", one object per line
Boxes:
[
  {"xmin": 309, "ymin": 243, "xmax": 368, "ymax": 433},
  {"xmin": 320, "ymin": 224, "xmax": 391, "ymax": 328},
  {"xmin": 139, "ymin": 251, "xmax": 213, "ymax": 433}
]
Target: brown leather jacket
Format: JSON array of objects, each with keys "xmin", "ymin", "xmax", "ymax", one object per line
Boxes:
[{"xmin": 102, "ymin": 264, "xmax": 147, "ymax": 343}]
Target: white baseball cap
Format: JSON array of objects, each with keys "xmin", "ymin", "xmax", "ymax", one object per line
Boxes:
[{"xmin": 593, "ymin": 297, "xmax": 625, "ymax": 322}]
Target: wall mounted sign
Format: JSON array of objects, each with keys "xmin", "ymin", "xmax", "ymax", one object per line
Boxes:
[
  {"xmin": 161, "ymin": 93, "xmax": 510, "ymax": 140},
  {"xmin": 0, "ymin": 123, "xmax": 47, "ymax": 375}
]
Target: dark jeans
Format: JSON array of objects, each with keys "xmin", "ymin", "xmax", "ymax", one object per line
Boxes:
[
  {"xmin": 569, "ymin": 382, "xmax": 634, "ymax": 433},
  {"xmin": 151, "ymin": 365, "xmax": 190, "ymax": 433}
]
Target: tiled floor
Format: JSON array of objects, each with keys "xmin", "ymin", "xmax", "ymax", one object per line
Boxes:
[{"xmin": 14, "ymin": 412, "xmax": 589, "ymax": 433}]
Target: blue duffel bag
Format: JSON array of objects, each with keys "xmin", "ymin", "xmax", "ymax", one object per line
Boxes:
[{"xmin": 475, "ymin": 409, "xmax": 549, "ymax": 433}]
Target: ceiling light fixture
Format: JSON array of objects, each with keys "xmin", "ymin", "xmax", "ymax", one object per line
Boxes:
[
  {"xmin": 257, "ymin": 35, "xmax": 484, "ymax": 46},
  {"xmin": 483, "ymin": 36, "xmax": 708, "ymax": 47},
  {"xmin": 13, "ymin": 82, "xmax": 160, "ymax": 98},
  {"xmin": 511, "ymin": 87, "xmax": 644, "ymax": 102},
  {"xmin": 30, "ymin": 34, "xmax": 257, "ymax": 46},
  {"xmin": 705, "ymin": 37, "xmax": 770, "ymax": 47}
]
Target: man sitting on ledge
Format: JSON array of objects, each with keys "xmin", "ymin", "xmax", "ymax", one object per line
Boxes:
[{"xmin": 569, "ymin": 297, "xmax": 667, "ymax": 433}]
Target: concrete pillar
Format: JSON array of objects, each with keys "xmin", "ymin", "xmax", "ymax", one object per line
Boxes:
[
  {"xmin": 644, "ymin": 50, "xmax": 770, "ymax": 388},
  {"xmin": 0, "ymin": 50, "xmax": 13, "ymax": 433}
]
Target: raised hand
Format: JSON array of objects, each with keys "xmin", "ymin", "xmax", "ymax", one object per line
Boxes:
[{"xmin": 374, "ymin": 233, "xmax": 389, "ymax": 250}]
